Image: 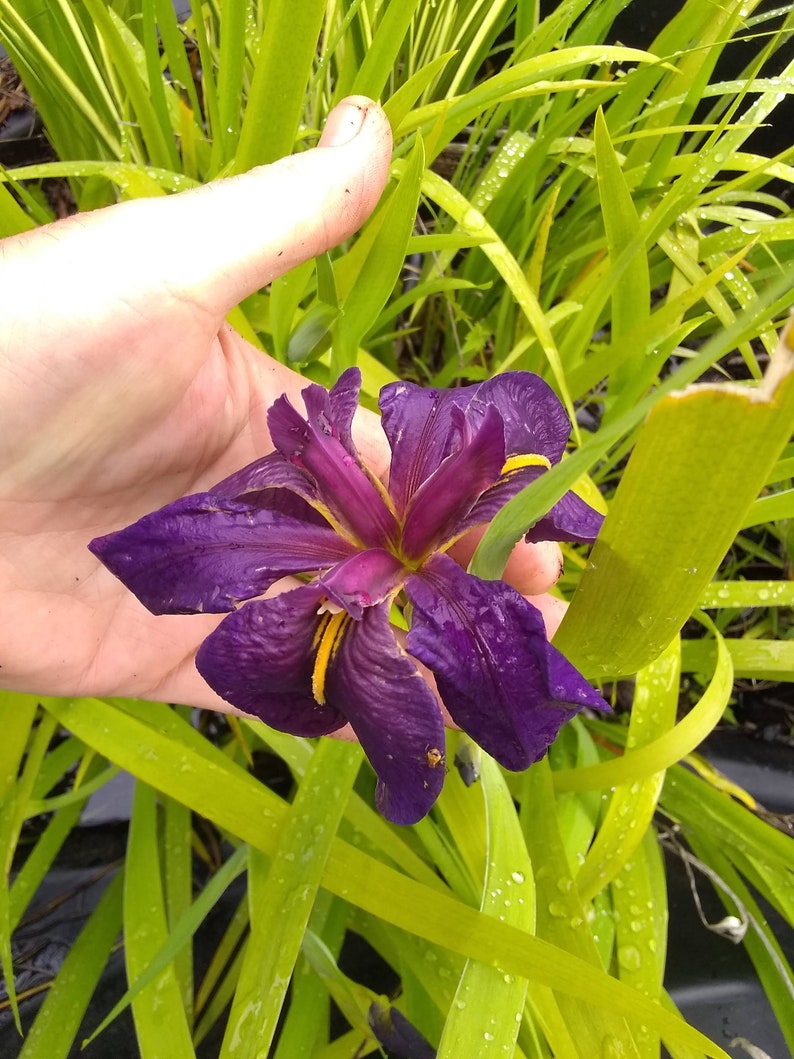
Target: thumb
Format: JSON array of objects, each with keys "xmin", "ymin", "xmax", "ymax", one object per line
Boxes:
[
  {"xmin": 168, "ymin": 94, "xmax": 394, "ymax": 317},
  {"xmin": 2, "ymin": 97, "xmax": 392, "ymax": 329}
]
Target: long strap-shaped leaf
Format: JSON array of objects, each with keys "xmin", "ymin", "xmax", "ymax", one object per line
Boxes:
[
  {"xmin": 233, "ymin": 0, "xmax": 327, "ymax": 171},
  {"xmin": 219, "ymin": 739, "xmax": 362, "ymax": 1058},
  {"xmin": 555, "ymin": 324, "xmax": 794, "ymax": 678},
  {"xmin": 41, "ymin": 696, "xmax": 731, "ymax": 1058}
]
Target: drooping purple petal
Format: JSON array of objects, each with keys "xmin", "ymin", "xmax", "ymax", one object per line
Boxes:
[
  {"xmin": 196, "ymin": 585, "xmax": 346, "ymax": 736},
  {"xmin": 318, "ymin": 549, "xmax": 405, "ymax": 619},
  {"xmin": 303, "ymin": 367, "xmax": 361, "ymax": 454},
  {"xmin": 467, "ymin": 373, "xmax": 571, "ymax": 463},
  {"xmin": 89, "ymin": 495, "xmax": 356, "ymax": 615},
  {"xmin": 268, "ymin": 391, "xmax": 399, "ymax": 549},
  {"xmin": 325, "ymin": 603, "xmax": 446, "ymax": 825},
  {"xmin": 460, "ymin": 465, "xmax": 604, "ymax": 544},
  {"xmin": 212, "ymin": 451, "xmax": 318, "ymax": 504},
  {"xmin": 405, "ymin": 553, "xmax": 609, "ymax": 771},
  {"xmin": 378, "ymin": 381, "xmax": 468, "ymax": 513},
  {"xmin": 379, "ymin": 372, "xmax": 572, "ymax": 517},
  {"xmin": 523, "ymin": 489, "xmax": 605, "ymax": 544},
  {"xmin": 400, "ymin": 405, "xmax": 505, "ymax": 560}
]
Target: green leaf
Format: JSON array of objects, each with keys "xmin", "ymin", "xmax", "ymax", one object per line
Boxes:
[
  {"xmin": 698, "ymin": 580, "xmax": 794, "ymax": 608},
  {"xmin": 437, "ymin": 757, "xmax": 532, "ymax": 1057},
  {"xmin": 418, "ymin": 167, "xmax": 578, "ymax": 432},
  {"xmin": 385, "ymin": 52, "xmax": 457, "ymax": 134},
  {"xmin": 19, "ymin": 873, "xmax": 124, "ymax": 1059},
  {"xmin": 555, "ymin": 340, "xmax": 794, "ymax": 678},
  {"xmin": 287, "ymin": 302, "xmax": 341, "ymax": 364},
  {"xmin": 84, "ymin": 846, "xmax": 248, "ymax": 1046},
  {"xmin": 610, "ymin": 830, "xmax": 668, "ymax": 1059},
  {"xmin": 575, "ymin": 637, "xmax": 681, "ymax": 901},
  {"xmin": 80, "ymin": 0, "xmax": 177, "ymax": 169},
  {"xmin": 594, "ymin": 109, "xmax": 651, "ymax": 413},
  {"xmin": 0, "ymin": 694, "xmax": 39, "ymax": 1031},
  {"xmin": 332, "ymin": 135, "xmax": 425, "ymax": 373},
  {"xmin": 219, "ymin": 740, "xmax": 362, "ymax": 1057},
  {"xmin": 234, "ymin": 0, "xmax": 327, "ymax": 170},
  {"xmin": 521, "ymin": 756, "xmax": 637, "ymax": 1056},
  {"xmin": 41, "ymin": 699, "xmax": 728, "ymax": 1057},
  {"xmin": 554, "ymin": 626, "xmax": 732, "ymax": 793},
  {"xmin": 124, "ymin": 781, "xmax": 195, "ymax": 1056},
  {"xmin": 350, "ymin": 0, "xmax": 424, "ymax": 101}
]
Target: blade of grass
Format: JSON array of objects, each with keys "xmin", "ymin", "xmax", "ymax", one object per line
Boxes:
[
  {"xmin": 40, "ymin": 697, "xmax": 729, "ymax": 1056},
  {"xmin": 610, "ymin": 830, "xmax": 668, "ymax": 1059},
  {"xmin": 84, "ymin": 845, "xmax": 247, "ymax": 1046},
  {"xmin": 80, "ymin": 0, "xmax": 177, "ymax": 169},
  {"xmin": 233, "ymin": 0, "xmax": 327, "ymax": 171},
  {"xmin": 219, "ymin": 739, "xmax": 362, "ymax": 1058},
  {"xmin": 124, "ymin": 780, "xmax": 195, "ymax": 1056},
  {"xmin": 0, "ymin": 694, "xmax": 39, "ymax": 1031},
  {"xmin": 350, "ymin": 0, "xmax": 424, "ymax": 101},
  {"xmin": 417, "ymin": 166, "xmax": 578, "ymax": 432},
  {"xmin": 554, "ymin": 626, "xmax": 731, "ymax": 793},
  {"xmin": 18, "ymin": 872, "xmax": 124, "ymax": 1059},
  {"xmin": 521, "ymin": 754, "xmax": 638, "ymax": 1056},
  {"xmin": 437, "ymin": 756, "xmax": 532, "ymax": 1057},
  {"xmin": 575, "ymin": 637, "xmax": 680, "ymax": 900}
]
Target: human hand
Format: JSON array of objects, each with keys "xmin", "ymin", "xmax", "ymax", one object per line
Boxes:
[{"xmin": 0, "ymin": 96, "xmax": 566, "ymax": 712}]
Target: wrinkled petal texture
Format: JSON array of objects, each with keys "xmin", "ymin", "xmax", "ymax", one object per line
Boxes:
[
  {"xmin": 318, "ymin": 548, "xmax": 406, "ymax": 619},
  {"xmin": 380, "ymin": 371, "xmax": 571, "ymax": 517},
  {"xmin": 400, "ymin": 405, "xmax": 505, "ymax": 560},
  {"xmin": 268, "ymin": 384, "xmax": 398, "ymax": 549},
  {"xmin": 405, "ymin": 553, "xmax": 609, "ymax": 771},
  {"xmin": 467, "ymin": 373, "xmax": 570, "ymax": 462},
  {"xmin": 462, "ymin": 466, "xmax": 604, "ymax": 544},
  {"xmin": 326, "ymin": 603, "xmax": 446, "ymax": 825},
  {"xmin": 89, "ymin": 494, "xmax": 355, "ymax": 614},
  {"xmin": 212, "ymin": 452, "xmax": 335, "ymax": 529},
  {"xmin": 196, "ymin": 585, "xmax": 346, "ymax": 736},
  {"xmin": 379, "ymin": 381, "xmax": 466, "ymax": 513}
]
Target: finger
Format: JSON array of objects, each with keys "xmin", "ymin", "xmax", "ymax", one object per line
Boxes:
[
  {"xmin": 155, "ymin": 95, "xmax": 394, "ymax": 318},
  {"xmin": 2, "ymin": 96, "xmax": 392, "ymax": 329},
  {"xmin": 527, "ymin": 593, "xmax": 568, "ymax": 639},
  {"xmin": 447, "ymin": 529, "xmax": 564, "ymax": 596}
]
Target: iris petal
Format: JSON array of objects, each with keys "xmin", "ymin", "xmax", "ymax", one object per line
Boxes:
[
  {"xmin": 268, "ymin": 391, "xmax": 398, "ymax": 549},
  {"xmin": 379, "ymin": 372, "xmax": 572, "ymax": 515},
  {"xmin": 304, "ymin": 366, "xmax": 361, "ymax": 454},
  {"xmin": 378, "ymin": 381, "xmax": 466, "ymax": 513},
  {"xmin": 524, "ymin": 489, "xmax": 605, "ymax": 544},
  {"xmin": 405, "ymin": 553, "xmax": 609, "ymax": 771},
  {"xmin": 400, "ymin": 405, "xmax": 505, "ymax": 560},
  {"xmin": 89, "ymin": 494, "xmax": 355, "ymax": 614},
  {"xmin": 318, "ymin": 549, "xmax": 405, "ymax": 619},
  {"xmin": 468, "ymin": 373, "xmax": 570, "ymax": 462},
  {"xmin": 212, "ymin": 451, "xmax": 318, "ymax": 505},
  {"xmin": 461, "ymin": 466, "xmax": 604, "ymax": 544},
  {"xmin": 196, "ymin": 585, "xmax": 346, "ymax": 736},
  {"xmin": 325, "ymin": 603, "xmax": 446, "ymax": 825}
]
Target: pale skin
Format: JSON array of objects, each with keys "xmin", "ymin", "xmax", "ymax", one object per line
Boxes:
[{"xmin": 0, "ymin": 96, "xmax": 567, "ymax": 718}]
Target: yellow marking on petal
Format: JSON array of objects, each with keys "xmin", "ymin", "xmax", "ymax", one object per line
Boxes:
[
  {"xmin": 311, "ymin": 609, "xmax": 348, "ymax": 705},
  {"xmin": 501, "ymin": 453, "xmax": 552, "ymax": 475}
]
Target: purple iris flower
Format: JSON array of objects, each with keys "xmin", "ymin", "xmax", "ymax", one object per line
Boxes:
[{"xmin": 89, "ymin": 369, "xmax": 608, "ymax": 824}]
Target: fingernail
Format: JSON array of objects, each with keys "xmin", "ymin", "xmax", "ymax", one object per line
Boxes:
[{"xmin": 320, "ymin": 100, "xmax": 366, "ymax": 147}]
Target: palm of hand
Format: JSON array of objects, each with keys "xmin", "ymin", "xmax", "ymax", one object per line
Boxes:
[
  {"xmin": 0, "ymin": 99, "xmax": 564, "ymax": 712},
  {"xmin": 2, "ymin": 279, "xmax": 298, "ymax": 706}
]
